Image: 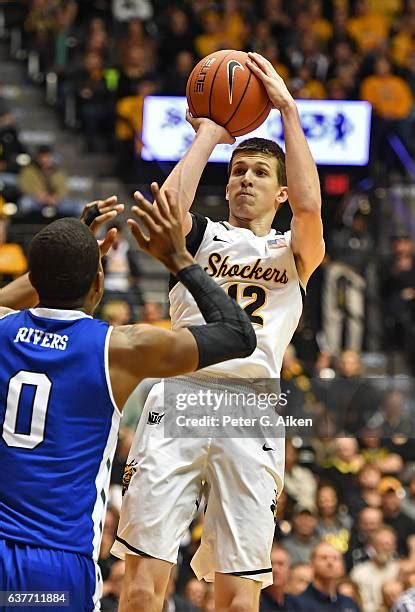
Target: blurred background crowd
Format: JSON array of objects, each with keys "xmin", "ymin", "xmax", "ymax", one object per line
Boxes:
[{"xmin": 0, "ymin": 0, "xmax": 415, "ymax": 610}]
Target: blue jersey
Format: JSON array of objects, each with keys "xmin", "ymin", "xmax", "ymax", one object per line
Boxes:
[{"xmin": 0, "ymin": 308, "xmax": 121, "ymax": 560}]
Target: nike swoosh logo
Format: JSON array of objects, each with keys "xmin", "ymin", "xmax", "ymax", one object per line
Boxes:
[
  {"xmin": 227, "ymin": 60, "xmax": 245, "ymax": 104},
  {"xmin": 262, "ymin": 444, "xmax": 275, "ymax": 451},
  {"xmin": 213, "ymin": 236, "xmax": 230, "ymax": 243}
]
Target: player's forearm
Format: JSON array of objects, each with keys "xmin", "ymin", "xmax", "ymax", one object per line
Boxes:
[
  {"xmin": 281, "ymin": 101, "xmax": 321, "ymax": 215},
  {"xmin": 0, "ymin": 273, "xmax": 38, "ymax": 309},
  {"xmin": 160, "ymin": 127, "xmax": 219, "ymax": 216},
  {"xmin": 177, "ymin": 264, "xmax": 257, "ymax": 367}
]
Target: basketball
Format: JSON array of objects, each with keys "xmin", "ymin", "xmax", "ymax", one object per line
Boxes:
[{"xmin": 186, "ymin": 50, "xmax": 272, "ymax": 137}]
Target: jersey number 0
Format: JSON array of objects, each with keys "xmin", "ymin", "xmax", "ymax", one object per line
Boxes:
[{"xmin": 2, "ymin": 371, "xmax": 51, "ymax": 449}]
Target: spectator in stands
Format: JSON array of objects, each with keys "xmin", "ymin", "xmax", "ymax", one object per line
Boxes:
[
  {"xmin": 382, "ymin": 580, "xmax": 404, "ymax": 612},
  {"xmin": 322, "ymin": 211, "xmax": 373, "ymax": 355},
  {"xmin": 380, "ymin": 389, "xmax": 413, "ymax": 438},
  {"xmin": 18, "ymin": 144, "xmax": 81, "ymax": 217},
  {"xmin": 183, "ymin": 577, "xmax": 206, "ymax": 609},
  {"xmin": 102, "ymin": 220, "xmax": 142, "ymax": 310},
  {"xmin": 51, "ymin": 2, "xmax": 79, "ymax": 76},
  {"xmin": 285, "ymin": 563, "xmax": 313, "ymax": 596},
  {"xmin": 100, "ymin": 559, "xmax": 125, "ymax": 611},
  {"xmin": 290, "ymin": 542, "xmax": 359, "ymax": 611},
  {"xmin": 401, "ymin": 471, "xmax": 415, "ymax": 520},
  {"xmin": 337, "ymin": 577, "xmax": 364, "ymax": 610},
  {"xmin": 284, "ymin": 439, "xmax": 317, "ymax": 511},
  {"xmin": 24, "ymin": 0, "xmax": 57, "ymax": 77},
  {"xmin": 382, "ymin": 236, "xmax": 415, "ymax": 374},
  {"xmin": 391, "ymin": 14, "xmax": 415, "ymax": 68},
  {"xmin": 114, "ymin": 78, "xmax": 157, "ymax": 179},
  {"xmin": 195, "ymin": 10, "xmax": 231, "ymax": 58},
  {"xmin": 315, "ymin": 350, "xmax": 379, "ymax": 436},
  {"xmin": 282, "ymin": 505, "xmax": 320, "ymax": 565},
  {"xmin": 140, "ymin": 301, "xmax": 170, "ymax": 329},
  {"xmin": 72, "ymin": 50, "xmax": 114, "ymax": 152},
  {"xmin": 379, "ymin": 477, "xmax": 415, "ymax": 557},
  {"xmin": 164, "ymin": 566, "xmax": 199, "ymax": 612},
  {"xmin": 347, "ymin": 0, "xmax": 389, "ymax": 53},
  {"xmin": 360, "ymin": 428, "xmax": 403, "ymax": 474},
  {"xmin": 362, "ymin": 55, "xmax": 414, "ymax": 123},
  {"xmin": 116, "ymin": 44, "xmax": 155, "ymax": 99},
  {"xmin": 315, "ymin": 484, "xmax": 352, "ymax": 554},
  {"xmin": 353, "ymin": 463, "xmax": 383, "ymax": 512},
  {"xmin": 320, "ymin": 437, "xmax": 364, "ymax": 510},
  {"xmin": 157, "ymin": 6, "xmax": 196, "ymax": 68},
  {"xmin": 346, "ymin": 506, "xmax": 383, "ymax": 570},
  {"xmin": 0, "ymin": 97, "xmax": 26, "ymax": 174},
  {"xmin": 361, "ymin": 55, "xmax": 414, "ymax": 167},
  {"xmin": 162, "ymin": 50, "xmax": 194, "ymax": 95},
  {"xmin": 117, "ymin": 18, "xmax": 153, "ymax": 67},
  {"xmin": 351, "ymin": 525, "xmax": 400, "ymax": 612},
  {"xmin": 100, "ymin": 300, "xmax": 131, "ymax": 327},
  {"xmin": 222, "ymin": 0, "xmax": 247, "ymax": 50},
  {"xmin": 260, "ymin": 544, "xmax": 295, "ymax": 611},
  {"xmin": 290, "ymin": 64, "xmax": 327, "ymax": 99},
  {"xmin": 308, "ymin": 0, "xmax": 333, "ymax": 47},
  {"xmin": 0, "ymin": 205, "xmax": 27, "ymax": 281}
]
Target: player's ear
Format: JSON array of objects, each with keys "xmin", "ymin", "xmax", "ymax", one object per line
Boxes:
[
  {"xmin": 97, "ymin": 268, "xmax": 104, "ymax": 293},
  {"xmin": 275, "ymin": 186, "xmax": 288, "ymax": 208},
  {"xmin": 225, "ymin": 185, "xmax": 229, "ymax": 201}
]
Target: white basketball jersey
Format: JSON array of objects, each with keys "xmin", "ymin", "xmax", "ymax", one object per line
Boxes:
[{"xmin": 169, "ymin": 215, "xmax": 303, "ymax": 378}]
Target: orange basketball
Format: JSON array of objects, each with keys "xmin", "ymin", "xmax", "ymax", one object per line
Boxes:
[{"xmin": 186, "ymin": 50, "xmax": 272, "ymax": 137}]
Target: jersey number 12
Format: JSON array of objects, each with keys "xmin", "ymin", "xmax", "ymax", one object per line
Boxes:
[{"xmin": 227, "ymin": 283, "xmax": 266, "ymax": 326}]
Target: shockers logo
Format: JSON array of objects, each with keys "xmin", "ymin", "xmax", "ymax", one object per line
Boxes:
[{"xmin": 227, "ymin": 60, "xmax": 244, "ymax": 104}]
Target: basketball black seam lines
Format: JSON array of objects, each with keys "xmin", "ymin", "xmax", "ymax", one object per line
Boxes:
[
  {"xmin": 208, "ymin": 50, "xmax": 234, "ymax": 119},
  {"xmin": 224, "ymin": 69, "xmax": 253, "ymax": 129},
  {"xmin": 231, "ymin": 101, "xmax": 271, "ymax": 136}
]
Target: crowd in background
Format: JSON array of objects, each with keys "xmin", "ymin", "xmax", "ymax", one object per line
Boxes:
[
  {"xmin": 1, "ymin": 0, "xmax": 415, "ymax": 169},
  {"xmin": 0, "ymin": 2, "xmax": 415, "ymax": 610}
]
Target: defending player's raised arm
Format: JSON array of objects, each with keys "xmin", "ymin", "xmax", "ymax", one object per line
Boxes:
[
  {"xmin": 109, "ymin": 184, "xmax": 256, "ymax": 409},
  {"xmin": 157, "ymin": 112, "xmax": 234, "ymax": 235},
  {"xmin": 246, "ymin": 52, "xmax": 325, "ymax": 286}
]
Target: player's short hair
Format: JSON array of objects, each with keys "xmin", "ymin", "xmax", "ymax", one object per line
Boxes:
[
  {"xmin": 228, "ymin": 137, "xmax": 287, "ymax": 186},
  {"xmin": 29, "ymin": 218, "xmax": 100, "ymax": 302}
]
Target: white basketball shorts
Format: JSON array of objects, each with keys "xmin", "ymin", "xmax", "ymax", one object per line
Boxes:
[{"xmin": 111, "ymin": 375, "xmax": 285, "ymax": 588}]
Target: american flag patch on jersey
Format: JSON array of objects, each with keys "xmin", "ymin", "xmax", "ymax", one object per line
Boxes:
[{"xmin": 267, "ymin": 236, "xmax": 286, "ymax": 249}]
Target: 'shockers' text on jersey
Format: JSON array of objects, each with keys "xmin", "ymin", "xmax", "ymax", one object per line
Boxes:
[
  {"xmin": 13, "ymin": 327, "xmax": 68, "ymax": 350},
  {"xmin": 204, "ymin": 253, "xmax": 289, "ymax": 284}
]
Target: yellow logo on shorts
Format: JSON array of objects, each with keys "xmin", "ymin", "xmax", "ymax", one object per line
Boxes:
[{"xmin": 122, "ymin": 459, "xmax": 137, "ymax": 496}]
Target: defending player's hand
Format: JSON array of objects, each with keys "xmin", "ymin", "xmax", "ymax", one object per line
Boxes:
[
  {"xmin": 128, "ymin": 182, "xmax": 194, "ymax": 274},
  {"xmin": 246, "ymin": 52, "xmax": 294, "ymax": 112},
  {"xmin": 185, "ymin": 109, "xmax": 235, "ymax": 145},
  {"xmin": 80, "ymin": 196, "xmax": 125, "ymax": 257}
]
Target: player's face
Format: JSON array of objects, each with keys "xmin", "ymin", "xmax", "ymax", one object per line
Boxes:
[{"xmin": 226, "ymin": 153, "xmax": 287, "ymax": 224}]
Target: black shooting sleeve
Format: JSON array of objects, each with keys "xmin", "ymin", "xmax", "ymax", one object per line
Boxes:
[{"xmin": 176, "ymin": 264, "xmax": 257, "ymax": 369}]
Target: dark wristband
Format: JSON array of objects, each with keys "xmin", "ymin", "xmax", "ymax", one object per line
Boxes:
[{"xmin": 83, "ymin": 204, "xmax": 100, "ymax": 227}]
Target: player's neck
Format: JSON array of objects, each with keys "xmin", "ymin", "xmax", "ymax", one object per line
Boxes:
[
  {"xmin": 227, "ymin": 214, "xmax": 272, "ymax": 237},
  {"xmin": 38, "ymin": 299, "xmax": 92, "ymax": 314}
]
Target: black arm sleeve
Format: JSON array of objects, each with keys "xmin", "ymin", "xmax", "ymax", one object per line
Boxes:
[{"xmin": 176, "ymin": 264, "xmax": 257, "ymax": 369}]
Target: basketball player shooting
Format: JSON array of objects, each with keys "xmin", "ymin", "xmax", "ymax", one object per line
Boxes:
[{"xmin": 113, "ymin": 52, "xmax": 325, "ymax": 612}]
